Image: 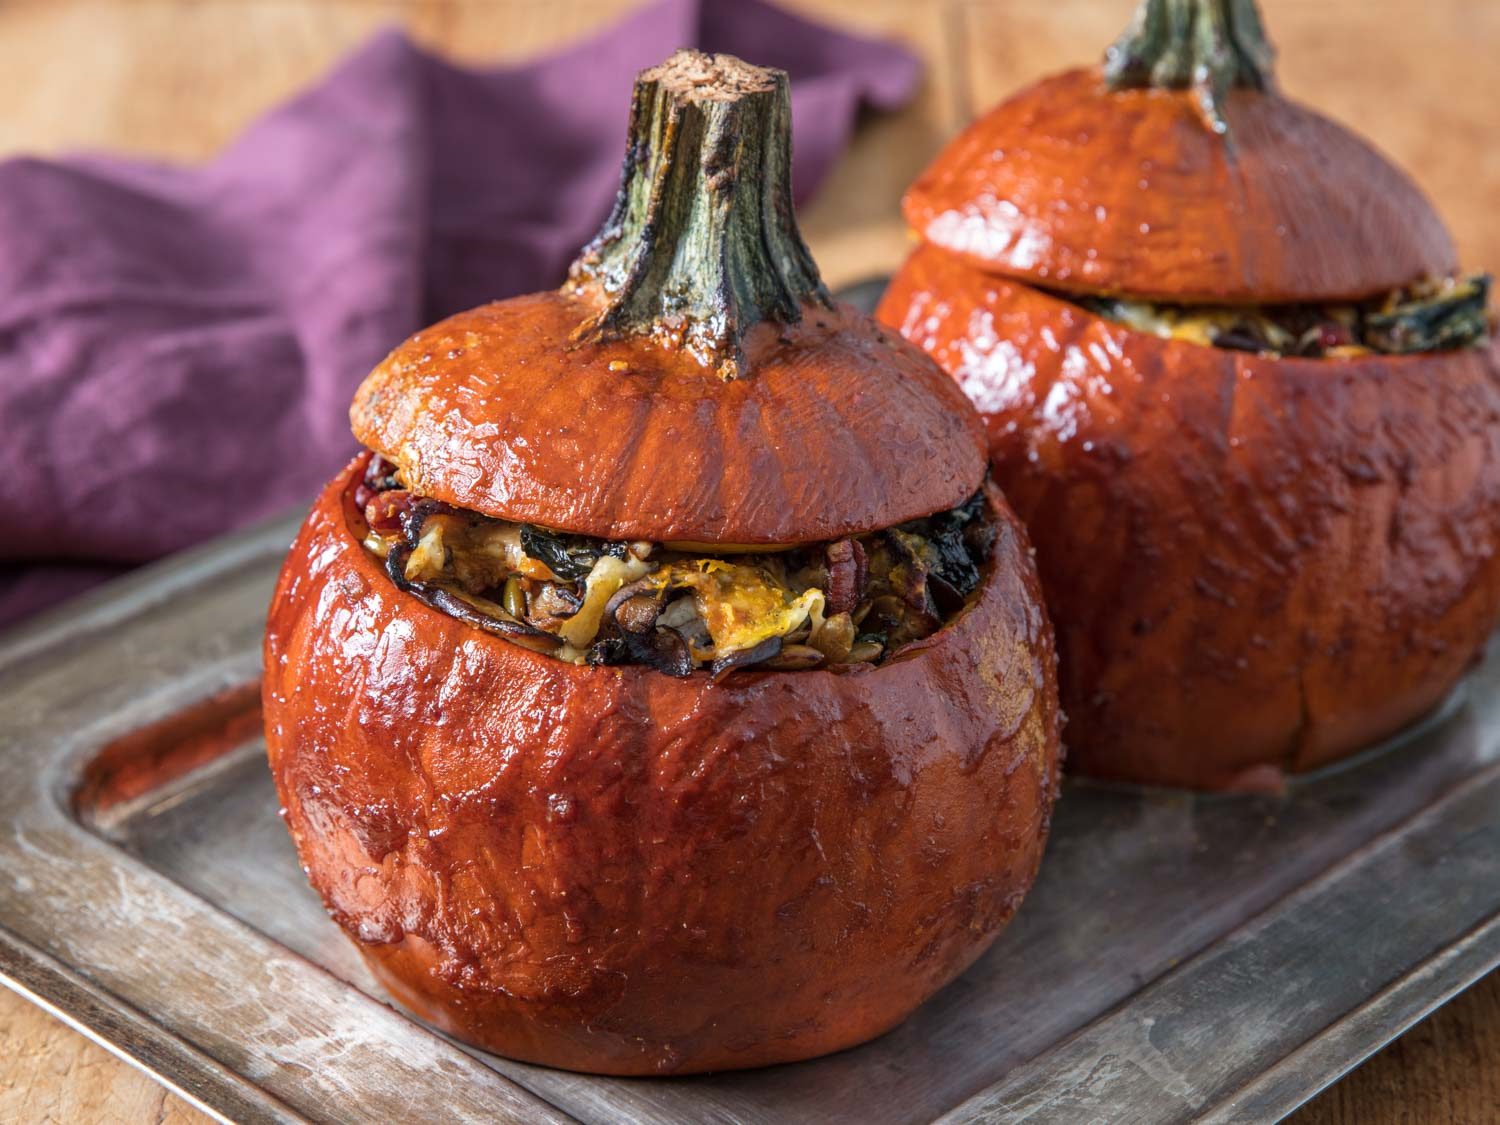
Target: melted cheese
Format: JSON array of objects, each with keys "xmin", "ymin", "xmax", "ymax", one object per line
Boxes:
[
  {"xmin": 404, "ymin": 519, "xmax": 449, "ymax": 582},
  {"xmin": 1103, "ymin": 299, "xmax": 1301, "ymax": 349},
  {"xmin": 467, "ymin": 522, "xmax": 557, "ymax": 581},
  {"xmin": 371, "ymin": 502, "xmax": 961, "ymax": 670},
  {"xmin": 556, "ymin": 554, "xmax": 652, "ymax": 649},
  {"xmin": 667, "ymin": 560, "xmax": 824, "ymax": 656}
]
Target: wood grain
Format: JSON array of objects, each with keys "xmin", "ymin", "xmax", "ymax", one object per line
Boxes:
[
  {"xmin": 0, "ymin": 1, "xmax": 1496, "ymax": 1122},
  {"xmin": 0, "ymin": 986, "xmax": 210, "ymax": 1124},
  {"xmin": 1293, "ymin": 969, "xmax": 1500, "ymax": 1125}
]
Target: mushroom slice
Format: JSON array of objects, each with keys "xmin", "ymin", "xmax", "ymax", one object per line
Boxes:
[
  {"xmin": 710, "ymin": 636, "xmax": 783, "ymax": 681},
  {"xmin": 587, "ymin": 626, "xmax": 693, "ymax": 677},
  {"xmin": 666, "ymin": 560, "xmax": 825, "ymax": 658},
  {"xmin": 556, "ymin": 554, "xmax": 653, "ymax": 648},
  {"xmin": 384, "ymin": 544, "xmax": 563, "ymax": 651}
]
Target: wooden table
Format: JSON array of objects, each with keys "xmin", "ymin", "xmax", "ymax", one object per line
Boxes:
[{"xmin": 1, "ymin": 1, "xmax": 1496, "ymax": 1121}]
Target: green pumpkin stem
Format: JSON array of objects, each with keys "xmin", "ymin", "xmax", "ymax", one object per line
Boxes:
[
  {"xmin": 567, "ymin": 50, "xmax": 830, "ymax": 380},
  {"xmin": 1103, "ymin": 0, "xmax": 1276, "ymax": 134}
]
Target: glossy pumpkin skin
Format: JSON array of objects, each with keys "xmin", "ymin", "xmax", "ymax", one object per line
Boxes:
[
  {"xmin": 904, "ymin": 68, "xmax": 1457, "ymax": 305},
  {"xmin": 352, "ymin": 291, "xmax": 987, "ymax": 544},
  {"xmin": 880, "ymin": 246, "xmax": 1500, "ymax": 790},
  {"xmin": 262, "ymin": 455, "xmax": 1061, "ymax": 1074}
]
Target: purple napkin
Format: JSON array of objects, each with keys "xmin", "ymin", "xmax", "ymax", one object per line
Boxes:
[{"xmin": 0, "ymin": 0, "xmax": 920, "ymax": 630}]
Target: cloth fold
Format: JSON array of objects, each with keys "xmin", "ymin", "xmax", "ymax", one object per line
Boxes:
[{"xmin": 0, "ymin": 0, "xmax": 920, "ymax": 629}]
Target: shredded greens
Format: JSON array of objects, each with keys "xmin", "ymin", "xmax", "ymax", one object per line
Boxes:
[
  {"xmin": 356, "ymin": 455, "xmax": 992, "ymax": 677},
  {"xmin": 1078, "ymin": 273, "xmax": 1492, "ymax": 358}
]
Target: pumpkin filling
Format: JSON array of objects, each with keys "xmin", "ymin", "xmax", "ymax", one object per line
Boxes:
[
  {"xmin": 1071, "ymin": 273, "xmax": 1492, "ymax": 358},
  {"xmin": 353, "ymin": 454, "xmax": 993, "ymax": 677}
]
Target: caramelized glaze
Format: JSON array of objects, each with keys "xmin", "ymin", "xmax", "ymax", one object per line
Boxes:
[
  {"xmin": 264, "ymin": 51, "xmax": 1062, "ymax": 1072},
  {"xmin": 882, "ymin": 248, "xmax": 1500, "ymax": 788},
  {"xmin": 904, "ymin": 69, "xmax": 1456, "ymax": 304},
  {"xmin": 353, "ymin": 295, "xmax": 985, "ymax": 544},
  {"xmin": 263, "ymin": 456, "xmax": 1060, "ymax": 1072}
]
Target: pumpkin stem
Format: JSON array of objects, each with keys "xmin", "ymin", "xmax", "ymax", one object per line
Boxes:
[
  {"xmin": 1103, "ymin": 0, "xmax": 1276, "ymax": 134},
  {"xmin": 566, "ymin": 50, "xmax": 830, "ymax": 381}
]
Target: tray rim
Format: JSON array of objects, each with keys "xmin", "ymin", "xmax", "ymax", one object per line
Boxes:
[
  {"xmin": 937, "ymin": 760, "xmax": 1500, "ymax": 1123},
  {"xmin": 2, "ymin": 512, "xmax": 1497, "ymax": 1124},
  {"xmin": 0, "ymin": 515, "xmax": 578, "ymax": 1125},
  {"xmin": 0, "ymin": 925, "xmax": 293, "ymax": 1125}
]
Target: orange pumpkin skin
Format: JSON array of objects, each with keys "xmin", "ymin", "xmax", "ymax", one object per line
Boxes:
[
  {"xmin": 352, "ymin": 294, "xmax": 986, "ymax": 544},
  {"xmin": 262, "ymin": 455, "xmax": 1061, "ymax": 1074},
  {"xmin": 903, "ymin": 68, "xmax": 1457, "ymax": 305},
  {"xmin": 880, "ymin": 246, "xmax": 1500, "ymax": 790}
]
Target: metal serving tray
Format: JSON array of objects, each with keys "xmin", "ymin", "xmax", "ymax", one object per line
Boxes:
[{"xmin": 3, "ymin": 523, "xmax": 1498, "ymax": 1125}]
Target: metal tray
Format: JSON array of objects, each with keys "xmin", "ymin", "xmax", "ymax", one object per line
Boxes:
[{"xmin": 2, "ymin": 512, "xmax": 1498, "ymax": 1125}]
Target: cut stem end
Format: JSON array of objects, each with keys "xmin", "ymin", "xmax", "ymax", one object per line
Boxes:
[
  {"xmin": 1103, "ymin": 0, "xmax": 1276, "ymax": 134},
  {"xmin": 566, "ymin": 50, "xmax": 830, "ymax": 380}
]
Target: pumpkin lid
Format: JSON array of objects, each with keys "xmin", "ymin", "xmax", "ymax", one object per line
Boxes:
[
  {"xmin": 902, "ymin": 0, "xmax": 1458, "ymax": 304},
  {"xmin": 353, "ymin": 51, "xmax": 985, "ymax": 544}
]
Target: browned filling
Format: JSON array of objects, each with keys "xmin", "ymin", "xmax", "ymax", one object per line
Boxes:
[
  {"xmin": 1072, "ymin": 273, "xmax": 1492, "ymax": 358},
  {"xmin": 355, "ymin": 455, "xmax": 992, "ymax": 677}
]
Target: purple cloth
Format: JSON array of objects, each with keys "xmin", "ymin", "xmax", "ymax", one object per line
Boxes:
[{"xmin": 0, "ymin": 0, "xmax": 919, "ymax": 629}]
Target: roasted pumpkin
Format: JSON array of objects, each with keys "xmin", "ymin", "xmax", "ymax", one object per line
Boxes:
[
  {"xmin": 879, "ymin": 0, "xmax": 1500, "ymax": 791},
  {"xmin": 263, "ymin": 51, "xmax": 1061, "ymax": 1075}
]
